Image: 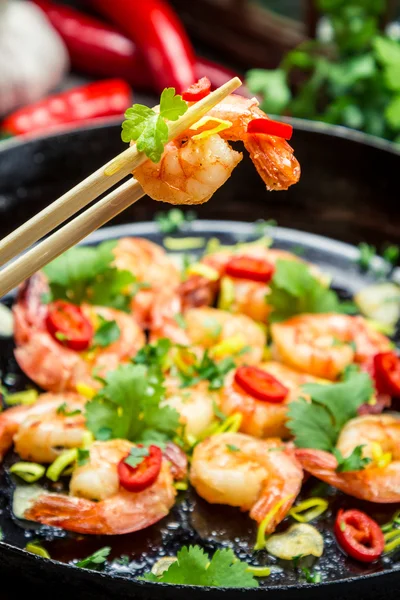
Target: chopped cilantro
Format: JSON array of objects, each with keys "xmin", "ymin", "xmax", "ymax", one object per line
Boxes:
[
  {"xmin": 212, "ymin": 400, "xmax": 227, "ymax": 421},
  {"xmin": 77, "ymin": 448, "xmax": 90, "ymax": 467},
  {"xmin": 383, "ymin": 244, "xmax": 400, "ymax": 267},
  {"xmin": 132, "ymin": 339, "xmax": 172, "ymax": 371},
  {"xmin": 301, "ymin": 567, "xmax": 321, "ymax": 584},
  {"xmin": 177, "ymin": 351, "xmax": 235, "ymax": 390},
  {"xmin": 142, "ymin": 545, "xmax": 258, "ymax": 588},
  {"xmin": 122, "ymin": 88, "xmax": 188, "ymax": 162},
  {"xmin": 226, "ymin": 444, "xmax": 240, "ymax": 453},
  {"xmin": 155, "ymin": 208, "xmax": 196, "ymax": 234},
  {"xmin": 124, "ymin": 447, "xmax": 149, "ymax": 469},
  {"xmin": 114, "ymin": 555, "xmax": 130, "ymax": 566},
  {"xmin": 287, "ymin": 370, "xmax": 373, "ymax": 452},
  {"xmin": 174, "ymin": 313, "xmax": 187, "ymax": 329},
  {"xmin": 56, "ymin": 403, "xmax": 81, "ymax": 417},
  {"xmin": 254, "ymin": 219, "xmax": 277, "ymax": 236},
  {"xmin": 267, "ymin": 260, "xmax": 348, "ymax": 322},
  {"xmin": 333, "ymin": 445, "xmax": 371, "ymax": 472},
  {"xmin": 76, "ymin": 547, "xmax": 111, "ymax": 569},
  {"xmin": 85, "ymin": 364, "xmax": 179, "ymax": 444},
  {"xmin": 92, "ymin": 316, "xmax": 120, "ymax": 348},
  {"xmin": 356, "ymin": 243, "xmax": 376, "ymax": 270},
  {"xmin": 43, "ymin": 241, "xmax": 135, "ymax": 312}
]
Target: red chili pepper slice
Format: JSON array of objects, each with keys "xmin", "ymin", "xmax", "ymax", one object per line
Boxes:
[
  {"xmin": 225, "ymin": 255, "xmax": 275, "ymax": 283},
  {"xmin": 46, "ymin": 301, "xmax": 93, "ymax": 351},
  {"xmin": 247, "ymin": 118, "xmax": 293, "ymax": 140},
  {"xmin": 374, "ymin": 351, "xmax": 400, "ymax": 397},
  {"xmin": 334, "ymin": 509, "xmax": 384, "ymax": 563},
  {"xmin": 182, "ymin": 77, "xmax": 211, "ymax": 101},
  {"xmin": 118, "ymin": 445, "xmax": 162, "ymax": 492},
  {"xmin": 234, "ymin": 366, "xmax": 288, "ymax": 403}
]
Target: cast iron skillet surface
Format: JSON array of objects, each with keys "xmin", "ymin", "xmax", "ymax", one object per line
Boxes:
[{"xmin": 0, "ymin": 220, "xmax": 399, "ymax": 600}]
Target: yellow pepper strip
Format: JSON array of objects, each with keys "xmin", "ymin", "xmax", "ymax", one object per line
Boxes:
[
  {"xmin": 173, "ymin": 348, "xmax": 196, "ymax": 375},
  {"xmin": 218, "ymin": 277, "xmax": 235, "ymax": 311},
  {"xmin": 217, "ymin": 412, "xmax": 243, "ymax": 435},
  {"xmin": 246, "ymin": 566, "xmax": 271, "ymax": 577},
  {"xmin": 76, "ymin": 382, "xmax": 96, "ymax": 399},
  {"xmin": 5, "ymin": 389, "xmax": 38, "ymax": 406},
  {"xmin": 26, "ymin": 543, "xmax": 51, "ymax": 559},
  {"xmin": 46, "ymin": 449, "xmax": 78, "ymax": 482},
  {"xmin": 254, "ymin": 494, "xmax": 295, "ymax": 551},
  {"xmin": 289, "ymin": 497, "xmax": 329, "ymax": 523},
  {"xmin": 186, "ymin": 262, "xmax": 219, "ymax": 281},
  {"xmin": 210, "ymin": 334, "xmax": 246, "ymax": 359},
  {"xmin": 384, "ymin": 529, "xmax": 400, "ymax": 554},
  {"xmin": 190, "ymin": 116, "xmax": 232, "ymax": 140},
  {"xmin": 9, "ymin": 462, "xmax": 45, "ymax": 483},
  {"xmin": 174, "ymin": 481, "xmax": 188, "ymax": 491},
  {"xmin": 370, "ymin": 442, "xmax": 392, "ymax": 469}
]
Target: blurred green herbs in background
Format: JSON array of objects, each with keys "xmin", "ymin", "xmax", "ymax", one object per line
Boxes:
[{"xmin": 247, "ymin": 0, "xmax": 400, "ymax": 142}]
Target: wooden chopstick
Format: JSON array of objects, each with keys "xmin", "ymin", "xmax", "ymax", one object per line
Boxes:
[
  {"xmin": 0, "ymin": 77, "xmax": 242, "ymax": 298},
  {"xmin": 0, "ymin": 77, "xmax": 242, "ymax": 268}
]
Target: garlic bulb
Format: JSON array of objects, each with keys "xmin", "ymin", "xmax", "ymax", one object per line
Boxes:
[{"xmin": 0, "ymin": 0, "xmax": 69, "ymax": 116}]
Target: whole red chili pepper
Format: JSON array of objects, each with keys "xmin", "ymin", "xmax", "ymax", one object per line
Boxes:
[
  {"xmin": 34, "ymin": 0, "xmax": 244, "ymax": 93},
  {"xmin": 2, "ymin": 79, "xmax": 132, "ymax": 136},
  {"xmin": 88, "ymin": 0, "xmax": 196, "ymax": 92}
]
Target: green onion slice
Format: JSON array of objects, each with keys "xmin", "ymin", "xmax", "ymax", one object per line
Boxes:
[
  {"xmin": 46, "ymin": 449, "xmax": 78, "ymax": 482},
  {"xmin": 289, "ymin": 497, "xmax": 328, "ymax": 523},
  {"xmin": 10, "ymin": 462, "xmax": 45, "ymax": 483}
]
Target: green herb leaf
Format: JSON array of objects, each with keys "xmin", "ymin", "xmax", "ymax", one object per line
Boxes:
[
  {"xmin": 85, "ymin": 364, "xmax": 179, "ymax": 444},
  {"xmin": 247, "ymin": 69, "xmax": 291, "ymax": 114},
  {"xmin": 226, "ymin": 444, "xmax": 240, "ymax": 453},
  {"xmin": 92, "ymin": 316, "xmax": 120, "ymax": 348},
  {"xmin": 356, "ymin": 243, "xmax": 377, "ymax": 270},
  {"xmin": 124, "ymin": 446, "xmax": 149, "ymax": 469},
  {"xmin": 383, "ymin": 245, "xmax": 400, "ymax": 266},
  {"xmin": 267, "ymin": 260, "xmax": 345, "ymax": 322},
  {"xmin": 122, "ymin": 90, "xmax": 187, "ymax": 163},
  {"xmin": 77, "ymin": 448, "xmax": 90, "ymax": 467},
  {"xmin": 76, "ymin": 547, "xmax": 111, "ymax": 569},
  {"xmin": 56, "ymin": 403, "xmax": 82, "ymax": 417},
  {"xmin": 287, "ymin": 370, "xmax": 373, "ymax": 451},
  {"xmin": 334, "ymin": 445, "xmax": 371, "ymax": 472},
  {"xmin": 155, "ymin": 208, "xmax": 197, "ymax": 234},
  {"xmin": 43, "ymin": 241, "xmax": 135, "ymax": 311},
  {"xmin": 142, "ymin": 546, "xmax": 258, "ymax": 588},
  {"xmin": 132, "ymin": 338, "xmax": 172, "ymax": 371},
  {"xmin": 301, "ymin": 567, "xmax": 321, "ymax": 584},
  {"xmin": 177, "ymin": 351, "xmax": 235, "ymax": 391},
  {"xmin": 174, "ymin": 314, "xmax": 187, "ymax": 329}
]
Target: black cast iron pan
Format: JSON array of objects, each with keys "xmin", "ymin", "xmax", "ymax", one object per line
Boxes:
[{"xmin": 0, "ymin": 121, "xmax": 399, "ymax": 599}]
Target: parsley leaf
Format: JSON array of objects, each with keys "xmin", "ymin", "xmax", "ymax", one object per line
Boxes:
[
  {"xmin": 76, "ymin": 547, "xmax": 111, "ymax": 569},
  {"xmin": 56, "ymin": 403, "xmax": 81, "ymax": 417},
  {"xmin": 333, "ymin": 445, "xmax": 371, "ymax": 472},
  {"xmin": 92, "ymin": 316, "xmax": 120, "ymax": 348},
  {"xmin": 77, "ymin": 448, "xmax": 90, "ymax": 467},
  {"xmin": 43, "ymin": 241, "xmax": 135, "ymax": 312},
  {"xmin": 287, "ymin": 370, "xmax": 373, "ymax": 451},
  {"xmin": 85, "ymin": 364, "xmax": 179, "ymax": 444},
  {"xmin": 122, "ymin": 89, "xmax": 188, "ymax": 163},
  {"xmin": 155, "ymin": 208, "xmax": 196, "ymax": 234},
  {"xmin": 267, "ymin": 260, "xmax": 346, "ymax": 322},
  {"xmin": 124, "ymin": 447, "xmax": 149, "ymax": 468},
  {"xmin": 143, "ymin": 546, "xmax": 258, "ymax": 588},
  {"xmin": 177, "ymin": 351, "xmax": 235, "ymax": 390}
]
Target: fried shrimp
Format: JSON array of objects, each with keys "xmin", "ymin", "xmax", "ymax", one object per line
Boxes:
[
  {"xmin": 271, "ymin": 313, "xmax": 391, "ymax": 380},
  {"xmin": 13, "ymin": 275, "xmax": 145, "ymax": 393},
  {"xmin": 190, "ymin": 433, "xmax": 303, "ymax": 532},
  {"xmin": 133, "ymin": 94, "xmax": 300, "ymax": 205},
  {"xmin": 219, "ymin": 362, "xmax": 324, "ymax": 439},
  {"xmin": 0, "ymin": 392, "xmax": 86, "ymax": 462},
  {"xmin": 23, "ymin": 440, "xmax": 180, "ymax": 535},
  {"xmin": 151, "ymin": 306, "xmax": 266, "ymax": 366},
  {"xmin": 296, "ymin": 414, "xmax": 400, "ymax": 503}
]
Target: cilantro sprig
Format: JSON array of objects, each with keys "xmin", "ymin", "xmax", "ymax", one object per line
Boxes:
[
  {"xmin": 143, "ymin": 546, "xmax": 259, "ymax": 588},
  {"xmin": 155, "ymin": 208, "xmax": 196, "ymax": 234},
  {"xmin": 85, "ymin": 363, "xmax": 180, "ymax": 445},
  {"xmin": 122, "ymin": 88, "xmax": 188, "ymax": 163},
  {"xmin": 92, "ymin": 317, "xmax": 120, "ymax": 348},
  {"xmin": 176, "ymin": 350, "xmax": 235, "ymax": 391},
  {"xmin": 287, "ymin": 369, "xmax": 373, "ymax": 469},
  {"xmin": 76, "ymin": 547, "xmax": 111, "ymax": 570},
  {"xmin": 267, "ymin": 260, "xmax": 356, "ymax": 322},
  {"xmin": 43, "ymin": 241, "xmax": 135, "ymax": 312}
]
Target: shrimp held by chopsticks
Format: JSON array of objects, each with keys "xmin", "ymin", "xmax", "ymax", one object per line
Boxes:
[{"xmin": 133, "ymin": 95, "xmax": 300, "ymax": 205}]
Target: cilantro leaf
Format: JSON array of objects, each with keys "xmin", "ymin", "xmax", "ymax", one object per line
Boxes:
[
  {"xmin": 334, "ymin": 445, "xmax": 371, "ymax": 472},
  {"xmin": 177, "ymin": 351, "xmax": 235, "ymax": 390},
  {"xmin": 155, "ymin": 208, "xmax": 196, "ymax": 234},
  {"xmin": 226, "ymin": 444, "xmax": 240, "ymax": 453},
  {"xmin": 267, "ymin": 260, "xmax": 345, "ymax": 322},
  {"xmin": 122, "ymin": 90, "xmax": 188, "ymax": 163},
  {"xmin": 143, "ymin": 546, "xmax": 258, "ymax": 588},
  {"xmin": 56, "ymin": 403, "xmax": 81, "ymax": 417},
  {"xmin": 301, "ymin": 567, "xmax": 321, "ymax": 584},
  {"xmin": 132, "ymin": 338, "xmax": 172, "ymax": 371},
  {"xmin": 92, "ymin": 317, "xmax": 120, "ymax": 348},
  {"xmin": 356, "ymin": 243, "xmax": 376, "ymax": 270},
  {"xmin": 77, "ymin": 448, "xmax": 90, "ymax": 467},
  {"xmin": 124, "ymin": 446, "xmax": 149, "ymax": 468},
  {"xmin": 383, "ymin": 245, "xmax": 400, "ymax": 267},
  {"xmin": 287, "ymin": 370, "xmax": 373, "ymax": 451},
  {"xmin": 76, "ymin": 547, "xmax": 111, "ymax": 569},
  {"xmin": 85, "ymin": 364, "xmax": 180, "ymax": 444},
  {"xmin": 43, "ymin": 241, "xmax": 135, "ymax": 311}
]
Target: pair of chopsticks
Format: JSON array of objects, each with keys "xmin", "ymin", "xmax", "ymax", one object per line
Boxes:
[{"xmin": 0, "ymin": 77, "xmax": 242, "ymax": 299}]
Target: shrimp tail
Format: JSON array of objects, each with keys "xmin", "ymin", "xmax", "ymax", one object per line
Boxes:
[
  {"xmin": 250, "ymin": 489, "xmax": 298, "ymax": 533},
  {"xmin": 244, "ymin": 135, "xmax": 301, "ymax": 191}
]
